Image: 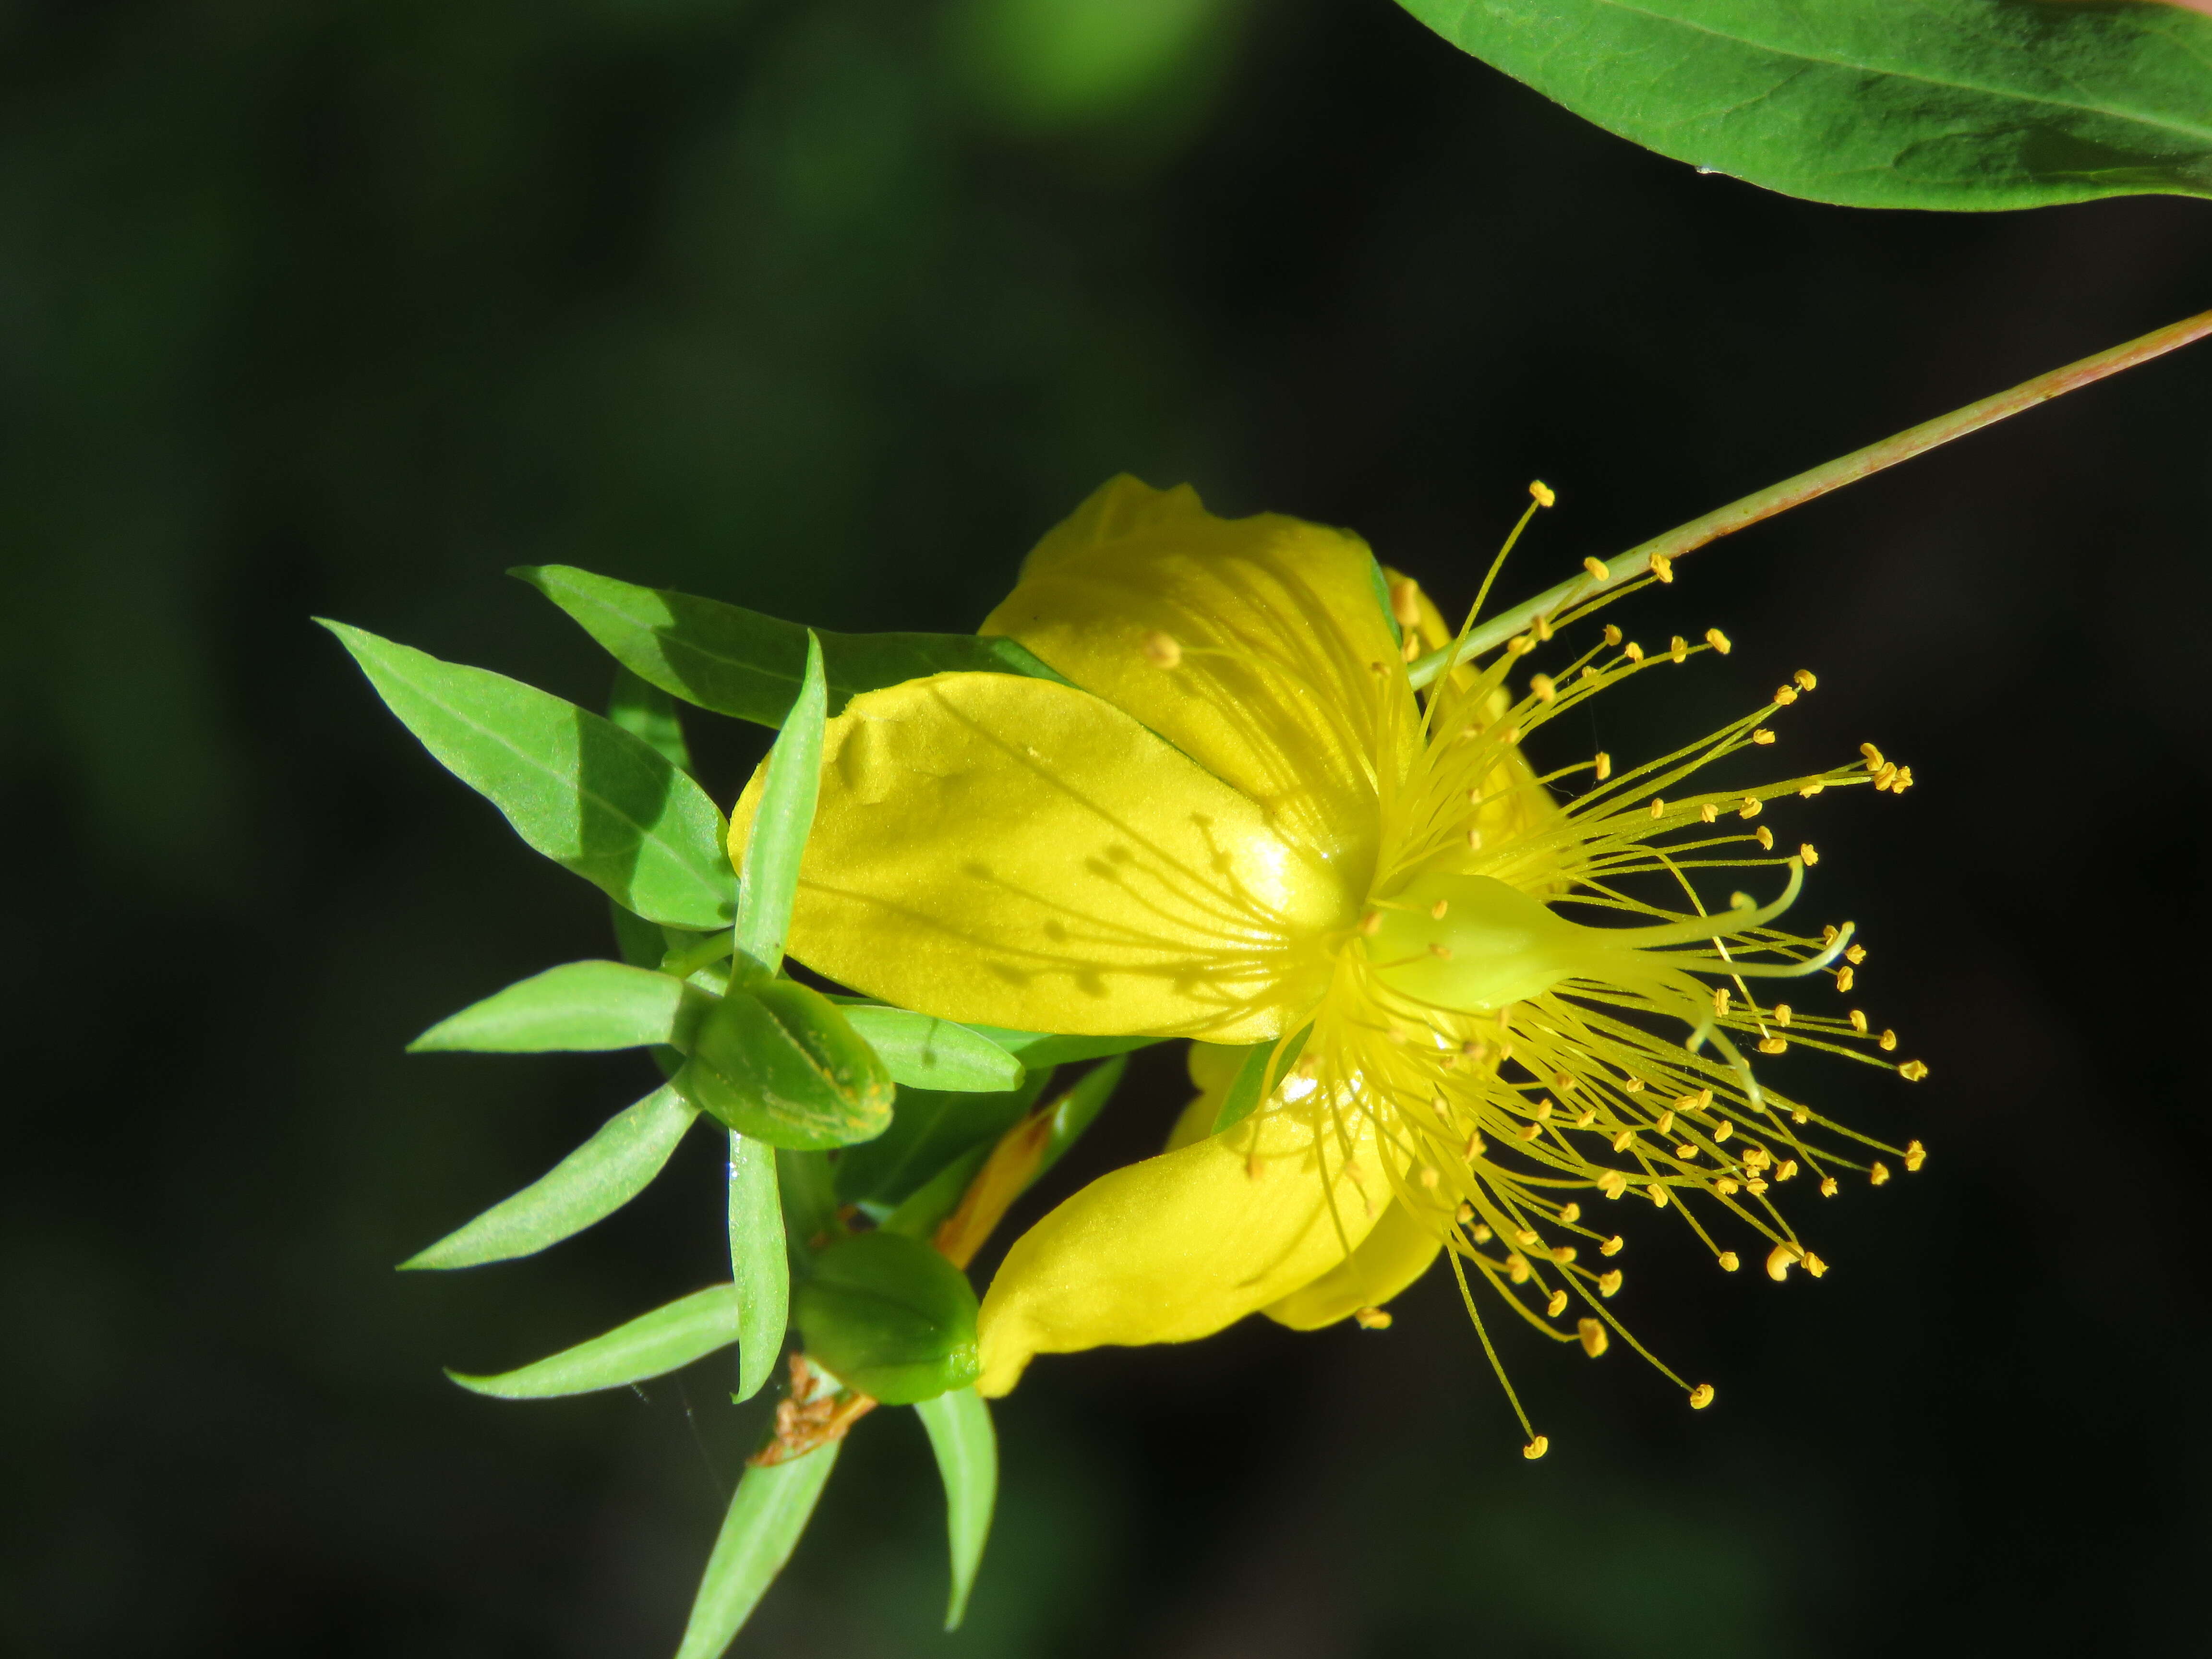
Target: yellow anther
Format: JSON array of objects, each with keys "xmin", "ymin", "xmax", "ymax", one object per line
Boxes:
[
  {"xmin": 1878, "ymin": 1029, "xmax": 1898, "ymax": 1051},
  {"xmin": 1599, "ymin": 1235, "xmax": 1624, "ymax": 1257},
  {"xmin": 1718, "ymin": 1250, "xmax": 1740, "ymax": 1272},
  {"xmin": 1670, "ymin": 635, "xmax": 1688, "ymax": 663},
  {"xmin": 1533, "ymin": 613, "xmax": 1554, "ymax": 642},
  {"xmin": 1870, "ymin": 1161, "xmax": 1891, "ymax": 1186},
  {"xmin": 1466, "ymin": 824, "xmax": 1483, "ymax": 848},
  {"xmin": 1603, "ymin": 624, "xmax": 1623, "ymax": 647},
  {"xmin": 1819, "ymin": 1176, "xmax": 1839, "ymax": 1197},
  {"xmin": 1460, "ymin": 1039, "xmax": 1488, "ymax": 1059},
  {"xmin": 1791, "ymin": 1107, "xmax": 1809, "ymax": 1124},
  {"xmin": 1141, "ymin": 630, "xmax": 1183, "ymax": 668},
  {"xmin": 1714, "ymin": 1120, "xmax": 1733, "ymax": 1140},
  {"xmin": 1506, "ymin": 633, "xmax": 1535, "ymax": 656},
  {"xmin": 1899, "ymin": 1058, "xmax": 1929, "ymax": 1081},
  {"xmin": 1558, "ymin": 1202, "xmax": 1581, "ymax": 1224},
  {"xmin": 1505, "ymin": 1253, "xmax": 1530, "ymax": 1282},
  {"xmin": 1578, "ymin": 1318, "xmax": 1609, "ymax": 1358},
  {"xmin": 1714, "ymin": 1178, "xmax": 1739, "ymax": 1197},
  {"xmin": 1674, "ymin": 1143, "xmax": 1698, "ymax": 1160},
  {"xmin": 1746, "ymin": 1178, "xmax": 1768, "ymax": 1195},
  {"xmin": 1695, "ymin": 1088, "xmax": 1714, "ymax": 1108},
  {"xmin": 1845, "ymin": 943, "xmax": 1867, "ymax": 965},
  {"xmin": 1529, "ymin": 480, "xmax": 1556, "ymax": 507},
  {"xmin": 1848, "ymin": 1009, "xmax": 1869, "ymax": 1034},
  {"xmin": 1358, "ymin": 911, "xmax": 1382, "ymax": 937},
  {"xmin": 1519, "ymin": 1122, "xmax": 1543, "ymax": 1143},
  {"xmin": 1545, "ymin": 1289, "xmax": 1569, "ymax": 1316},
  {"xmin": 1428, "ymin": 941, "xmax": 1454, "ymax": 959},
  {"xmin": 1772, "ymin": 685, "xmax": 1799, "ymax": 706},
  {"xmin": 1801, "ymin": 842, "xmax": 1819, "ymax": 866},
  {"xmin": 1775, "ymin": 1159, "xmax": 1798, "ymax": 1181},
  {"xmin": 1530, "ymin": 673, "xmax": 1558, "ymax": 704},
  {"xmin": 1874, "ymin": 763, "xmax": 1900, "ymax": 792},
  {"xmin": 1455, "ymin": 1201, "xmax": 1475, "ymax": 1224},
  {"xmin": 1755, "ymin": 825, "xmax": 1774, "ymax": 850},
  {"xmin": 1861, "ymin": 742, "xmax": 1885, "ymax": 770},
  {"xmin": 1766, "ymin": 1242, "xmax": 1803, "ymax": 1281},
  {"xmin": 1388, "ymin": 577, "xmax": 1422, "ymax": 629},
  {"xmin": 1353, "ymin": 1306, "xmax": 1393, "ymax": 1329},
  {"xmin": 1834, "ymin": 964, "xmax": 1853, "ymax": 992},
  {"xmin": 1647, "ymin": 1183, "xmax": 1670, "ymax": 1208},
  {"xmin": 1623, "ymin": 1078, "xmax": 1645, "ymax": 1093},
  {"xmin": 1688, "ymin": 1383, "xmax": 1716, "ymax": 1410},
  {"xmin": 1793, "ymin": 669, "xmax": 1817, "ymax": 691},
  {"xmin": 1712, "ymin": 987, "xmax": 1731, "ymax": 1016},
  {"xmin": 1419, "ymin": 1166, "xmax": 1442, "ymax": 1190},
  {"xmin": 1594, "ymin": 750, "xmax": 1612, "ymax": 780},
  {"xmin": 1904, "ymin": 1140, "xmax": 1927, "ymax": 1171},
  {"xmin": 1803, "ymin": 1253, "xmax": 1828, "ymax": 1277},
  {"xmin": 1738, "ymin": 796, "xmax": 1763, "ymax": 819},
  {"xmin": 1772, "ymin": 1004, "xmax": 1792, "ymax": 1029},
  {"xmin": 1598, "ymin": 1169, "xmax": 1630, "ymax": 1198},
  {"xmin": 1469, "ymin": 1222, "xmax": 1494, "ymax": 1243},
  {"xmin": 1650, "ymin": 553, "xmax": 1675, "ymax": 583},
  {"xmin": 1706, "ymin": 628, "xmax": 1732, "ymax": 655},
  {"xmin": 1757, "ymin": 1036, "xmax": 1787, "ymax": 1055},
  {"xmin": 1598, "ymin": 1269, "xmax": 1623, "ymax": 1297},
  {"xmin": 1700, "ymin": 802, "xmax": 1719, "ymax": 824},
  {"xmin": 1740, "ymin": 1144, "xmax": 1769, "ymax": 1169},
  {"xmin": 1656, "ymin": 1108, "xmax": 1677, "ymax": 1133},
  {"xmin": 1583, "ymin": 556, "xmax": 1610, "ymax": 581},
  {"xmin": 1624, "ymin": 640, "xmax": 1645, "ymax": 663},
  {"xmin": 1575, "ymin": 1107, "xmax": 1596, "ymax": 1129},
  {"xmin": 1523, "ymin": 1434, "xmax": 1550, "ymax": 1459},
  {"xmin": 1649, "ymin": 796, "xmax": 1666, "ymax": 818},
  {"xmin": 1798, "ymin": 780, "xmax": 1827, "ymax": 798},
  {"xmin": 1751, "ymin": 728, "xmax": 1776, "ymax": 745},
  {"xmin": 1515, "ymin": 1227, "xmax": 1541, "ymax": 1247}
]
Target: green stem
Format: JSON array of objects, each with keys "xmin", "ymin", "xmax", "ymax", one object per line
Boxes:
[{"xmin": 1410, "ymin": 304, "xmax": 2212, "ymax": 687}]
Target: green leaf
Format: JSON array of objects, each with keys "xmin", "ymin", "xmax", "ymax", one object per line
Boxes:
[
  {"xmin": 673, "ymin": 1443, "xmax": 840, "ymax": 1659},
  {"xmin": 682, "ymin": 979, "xmax": 896, "ymax": 1151},
  {"xmin": 1030, "ymin": 1053, "xmax": 1129, "ymax": 1187},
  {"xmin": 914, "ymin": 1388, "xmax": 998, "ymax": 1632},
  {"xmin": 960, "ymin": 1027, "xmax": 1158, "ymax": 1069},
  {"xmin": 1210, "ymin": 1026, "xmax": 1310, "ymax": 1135},
  {"xmin": 835, "ymin": 1075, "xmax": 1050, "ymax": 1212},
  {"xmin": 513, "ymin": 563, "xmax": 1072, "ymax": 727},
  {"xmin": 606, "ymin": 665, "xmax": 695, "ymax": 775},
  {"xmin": 729, "ymin": 1133, "xmax": 788, "ymax": 1404},
  {"xmin": 1397, "ymin": 0, "xmax": 2212, "ymax": 209},
  {"xmin": 320, "ymin": 621, "xmax": 734, "ymax": 929},
  {"xmin": 793, "ymin": 1231, "xmax": 980, "ymax": 1405},
  {"xmin": 836, "ymin": 1007, "xmax": 1024, "ymax": 1093},
  {"xmin": 733, "ymin": 631, "xmax": 825, "ymax": 983},
  {"xmin": 875, "ymin": 1142, "xmax": 995, "ymax": 1244},
  {"xmin": 402, "ymin": 1083, "xmax": 700, "ymax": 1270},
  {"xmin": 407, "ymin": 960, "xmax": 707, "ymax": 1054},
  {"xmin": 447, "ymin": 1284, "xmax": 739, "ymax": 1399}
]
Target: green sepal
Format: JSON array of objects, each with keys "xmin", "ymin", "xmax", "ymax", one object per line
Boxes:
[
  {"xmin": 728, "ymin": 1133, "xmax": 787, "ymax": 1403},
  {"xmin": 446, "ymin": 1284, "xmax": 740, "ymax": 1399},
  {"xmin": 680, "ymin": 979, "xmax": 896, "ymax": 1151},
  {"xmin": 914, "ymin": 1388, "xmax": 997, "ymax": 1631},
  {"xmin": 1211, "ymin": 1025, "xmax": 1310, "ymax": 1135},
  {"xmin": 673, "ymin": 1443, "xmax": 841, "ymax": 1659},
  {"xmin": 793, "ymin": 1231, "xmax": 980, "ymax": 1405},
  {"xmin": 402, "ymin": 1083, "xmax": 700, "ymax": 1270},
  {"xmin": 733, "ymin": 630, "xmax": 826, "ymax": 984},
  {"xmin": 318, "ymin": 620, "xmax": 733, "ymax": 929},
  {"xmin": 834, "ymin": 1005, "xmax": 1024, "ymax": 1093},
  {"xmin": 514, "ymin": 563, "xmax": 1071, "ymax": 728},
  {"xmin": 407, "ymin": 960, "xmax": 709, "ymax": 1054}
]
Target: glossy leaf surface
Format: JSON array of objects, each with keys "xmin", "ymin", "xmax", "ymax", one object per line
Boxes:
[
  {"xmin": 407, "ymin": 960, "xmax": 704, "ymax": 1054},
  {"xmin": 836, "ymin": 1007, "xmax": 1025, "ymax": 1094},
  {"xmin": 680, "ymin": 979, "xmax": 896, "ymax": 1151},
  {"xmin": 321, "ymin": 621, "xmax": 733, "ymax": 928},
  {"xmin": 515, "ymin": 563, "xmax": 1070, "ymax": 728},
  {"xmin": 793, "ymin": 1231, "xmax": 980, "ymax": 1405},
  {"xmin": 402, "ymin": 1084, "xmax": 700, "ymax": 1270},
  {"xmin": 914, "ymin": 1388, "xmax": 998, "ymax": 1631},
  {"xmin": 673, "ymin": 1443, "xmax": 840, "ymax": 1659},
  {"xmin": 1399, "ymin": 0, "xmax": 2212, "ymax": 209},
  {"xmin": 447, "ymin": 1284, "xmax": 739, "ymax": 1399}
]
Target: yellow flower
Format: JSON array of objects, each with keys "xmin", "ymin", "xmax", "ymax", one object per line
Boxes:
[{"xmin": 733, "ymin": 476, "xmax": 1926, "ymax": 1443}]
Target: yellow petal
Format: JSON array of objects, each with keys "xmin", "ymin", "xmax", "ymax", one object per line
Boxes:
[
  {"xmin": 732, "ymin": 672, "xmax": 1354, "ymax": 1040},
  {"xmin": 1262, "ymin": 1199, "xmax": 1443, "ymax": 1330},
  {"xmin": 981, "ymin": 476, "xmax": 1407, "ymax": 879},
  {"xmin": 974, "ymin": 1099, "xmax": 1391, "ymax": 1395},
  {"xmin": 1164, "ymin": 1040, "xmax": 1245, "ymax": 1151}
]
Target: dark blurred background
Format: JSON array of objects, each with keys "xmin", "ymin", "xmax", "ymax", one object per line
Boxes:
[{"xmin": 5, "ymin": 1, "xmax": 2210, "ymax": 1655}]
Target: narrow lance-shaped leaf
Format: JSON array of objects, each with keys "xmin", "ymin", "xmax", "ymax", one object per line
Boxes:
[
  {"xmin": 733, "ymin": 629, "xmax": 826, "ymax": 983},
  {"xmin": 514, "ymin": 563, "xmax": 1070, "ymax": 728},
  {"xmin": 408, "ymin": 960, "xmax": 706, "ymax": 1054},
  {"xmin": 1212, "ymin": 1026, "xmax": 1310, "ymax": 1135},
  {"xmin": 673, "ymin": 1444, "xmax": 840, "ymax": 1659},
  {"xmin": 914, "ymin": 1388, "xmax": 998, "ymax": 1632},
  {"xmin": 403, "ymin": 1083, "xmax": 700, "ymax": 1271},
  {"xmin": 834, "ymin": 1006, "xmax": 1024, "ymax": 1094},
  {"xmin": 1397, "ymin": 0, "xmax": 2212, "ymax": 211},
  {"xmin": 961, "ymin": 1026, "xmax": 1158, "ymax": 1069},
  {"xmin": 320, "ymin": 620, "xmax": 733, "ymax": 929},
  {"xmin": 729, "ymin": 1132, "xmax": 786, "ymax": 1404},
  {"xmin": 447, "ymin": 1284, "xmax": 739, "ymax": 1399}
]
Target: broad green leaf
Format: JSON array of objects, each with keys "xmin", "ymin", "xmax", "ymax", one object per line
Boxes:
[
  {"xmin": 1210, "ymin": 1026, "xmax": 1310, "ymax": 1135},
  {"xmin": 513, "ymin": 563, "xmax": 1071, "ymax": 727},
  {"xmin": 836, "ymin": 1007, "xmax": 1025, "ymax": 1093},
  {"xmin": 729, "ymin": 1133, "xmax": 787, "ymax": 1403},
  {"xmin": 673, "ymin": 1443, "xmax": 840, "ymax": 1659},
  {"xmin": 606, "ymin": 664, "xmax": 695, "ymax": 775},
  {"xmin": 733, "ymin": 631, "xmax": 825, "ymax": 983},
  {"xmin": 960, "ymin": 1026, "xmax": 1158, "ymax": 1069},
  {"xmin": 402, "ymin": 1083, "xmax": 700, "ymax": 1270},
  {"xmin": 793, "ymin": 1231, "xmax": 980, "ymax": 1405},
  {"xmin": 447, "ymin": 1284, "xmax": 739, "ymax": 1399},
  {"xmin": 914, "ymin": 1388, "xmax": 997, "ymax": 1632},
  {"xmin": 681, "ymin": 980, "xmax": 896, "ymax": 1151},
  {"xmin": 1398, "ymin": 0, "xmax": 2212, "ymax": 209},
  {"xmin": 408, "ymin": 960, "xmax": 706, "ymax": 1054},
  {"xmin": 835, "ymin": 1075, "xmax": 1050, "ymax": 1212},
  {"xmin": 320, "ymin": 621, "xmax": 733, "ymax": 928}
]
